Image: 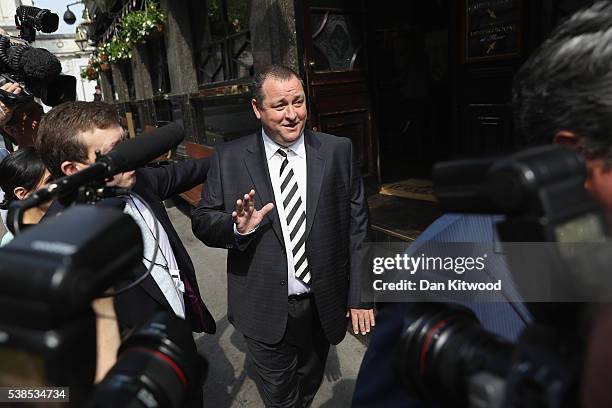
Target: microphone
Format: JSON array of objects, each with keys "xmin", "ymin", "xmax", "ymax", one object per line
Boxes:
[
  {"xmin": 16, "ymin": 6, "xmax": 59, "ymax": 33},
  {"xmin": 6, "ymin": 43, "xmax": 62, "ymax": 80},
  {"xmin": 99, "ymin": 122, "xmax": 185, "ymax": 174},
  {"xmin": 0, "ymin": 36, "xmax": 73, "ymax": 105},
  {"xmin": 6, "ymin": 123, "xmax": 186, "ymax": 233}
]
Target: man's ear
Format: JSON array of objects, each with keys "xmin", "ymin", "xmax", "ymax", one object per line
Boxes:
[
  {"xmin": 251, "ymin": 98, "xmax": 262, "ymax": 120},
  {"xmin": 13, "ymin": 186, "xmax": 28, "ymax": 200},
  {"xmin": 553, "ymin": 131, "xmax": 580, "ymax": 148},
  {"xmin": 60, "ymin": 160, "xmax": 79, "ymax": 176}
]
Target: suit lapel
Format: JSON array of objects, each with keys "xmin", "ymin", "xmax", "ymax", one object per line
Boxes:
[
  {"xmin": 305, "ymin": 130, "xmax": 326, "ymax": 239},
  {"xmin": 244, "ymin": 132, "xmax": 284, "ymax": 244}
]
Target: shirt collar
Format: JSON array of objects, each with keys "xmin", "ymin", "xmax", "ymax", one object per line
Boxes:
[{"xmin": 261, "ymin": 128, "xmax": 306, "ymax": 161}]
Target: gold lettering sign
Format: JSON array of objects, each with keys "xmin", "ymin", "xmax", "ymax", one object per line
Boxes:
[{"xmin": 465, "ymin": 0, "xmax": 522, "ymax": 61}]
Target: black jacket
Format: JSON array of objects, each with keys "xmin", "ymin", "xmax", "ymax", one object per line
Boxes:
[
  {"xmin": 45, "ymin": 158, "xmax": 216, "ymax": 334},
  {"xmin": 192, "ymin": 130, "xmax": 369, "ymax": 344}
]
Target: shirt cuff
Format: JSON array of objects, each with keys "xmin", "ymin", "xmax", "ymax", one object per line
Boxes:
[{"xmin": 233, "ymin": 223, "xmax": 258, "ymax": 236}]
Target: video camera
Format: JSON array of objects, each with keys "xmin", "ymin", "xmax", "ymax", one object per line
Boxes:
[
  {"xmin": 393, "ymin": 145, "xmax": 608, "ymax": 407},
  {"xmin": 0, "ymin": 6, "xmax": 76, "ymax": 108},
  {"xmin": 0, "ymin": 201, "xmax": 206, "ymax": 407}
]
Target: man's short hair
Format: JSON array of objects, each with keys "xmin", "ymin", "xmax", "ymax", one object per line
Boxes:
[
  {"xmin": 35, "ymin": 101, "xmax": 119, "ymax": 179},
  {"xmin": 513, "ymin": 1, "xmax": 612, "ymax": 159},
  {"xmin": 252, "ymin": 65, "xmax": 303, "ymax": 107}
]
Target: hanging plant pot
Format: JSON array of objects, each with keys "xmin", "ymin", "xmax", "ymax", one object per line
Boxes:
[
  {"xmin": 99, "ymin": 53, "xmax": 108, "ymax": 63},
  {"xmin": 149, "ymin": 24, "xmax": 164, "ymax": 39}
]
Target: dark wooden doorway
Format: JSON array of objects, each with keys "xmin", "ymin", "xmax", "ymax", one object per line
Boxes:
[
  {"xmin": 299, "ymin": 0, "xmax": 378, "ymax": 181},
  {"xmin": 367, "ymin": 1, "xmax": 454, "ymax": 183}
]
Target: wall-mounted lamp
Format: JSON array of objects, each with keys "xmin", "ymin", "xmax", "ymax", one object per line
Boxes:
[{"xmin": 64, "ymin": 1, "xmax": 84, "ymax": 25}]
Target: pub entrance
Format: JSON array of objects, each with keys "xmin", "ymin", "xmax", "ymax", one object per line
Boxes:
[
  {"xmin": 297, "ymin": 0, "xmax": 455, "ymax": 185},
  {"xmin": 295, "ymin": 0, "xmax": 550, "ymax": 240},
  {"xmin": 367, "ymin": 0, "xmax": 454, "ymax": 183}
]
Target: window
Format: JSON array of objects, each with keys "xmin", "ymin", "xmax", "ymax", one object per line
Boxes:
[{"xmin": 190, "ymin": 0, "xmax": 253, "ymax": 86}]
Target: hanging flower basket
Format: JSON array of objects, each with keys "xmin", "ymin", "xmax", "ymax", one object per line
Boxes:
[
  {"xmin": 121, "ymin": 1, "xmax": 165, "ymax": 45},
  {"xmin": 81, "ymin": 66, "xmax": 98, "ymax": 81},
  {"xmin": 84, "ymin": 1, "xmax": 166, "ymax": 80},
  {"xmin": 148, "ymin": 23, "xmax": 164, "ymax": 39}
]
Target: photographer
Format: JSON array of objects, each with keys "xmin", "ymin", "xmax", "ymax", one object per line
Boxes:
[{"xmin": 353, "ymin": 2, "xmax": 612, "ymax": 406}]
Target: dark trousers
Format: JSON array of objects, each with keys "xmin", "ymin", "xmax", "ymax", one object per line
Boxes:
[{"xmin": 244, "ymin": 295, "xmax": 330, "ymax": 408}]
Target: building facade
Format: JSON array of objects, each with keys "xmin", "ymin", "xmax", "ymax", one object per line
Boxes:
[{"xmin": 82, "ymin": 0, "xmax": 593, "ymax": 239}]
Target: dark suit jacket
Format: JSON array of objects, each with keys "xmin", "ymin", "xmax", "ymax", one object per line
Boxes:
[
  {"xmin": 352, "ymin": 214, "xmax": 532, "ymax": 408},
  {"xmin": 44, "ymin": 158, "xmax": 216, "ymax": 334},
  {"xmin": 191, "ymin": 130, "xmax": 370, "ymax": 345}
]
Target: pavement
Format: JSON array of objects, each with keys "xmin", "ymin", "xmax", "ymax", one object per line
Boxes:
[{"xmin": 165, "ymin": 203, "xmax": 368, "ymax": 407}]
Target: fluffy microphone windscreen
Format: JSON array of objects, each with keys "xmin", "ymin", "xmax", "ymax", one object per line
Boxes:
[{"xmin": 7, "ymin": 45, "xmax": 62, "ymax": 80}]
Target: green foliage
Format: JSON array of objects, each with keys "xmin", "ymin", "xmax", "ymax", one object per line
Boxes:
[
  {"xmin": 83, "ymin": 0, "xmax": 165, "ymax": 79},
  {"xmin": 121, "ymin": 1, "xmax": 165, "ymax": 46}
]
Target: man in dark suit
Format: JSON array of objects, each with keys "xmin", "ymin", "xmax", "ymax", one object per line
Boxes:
[
  {"xmin": 192, "ymin": 64, "xmax": 373, "ymax": 407},
  {"xmin": 35, "ymin": 101, "xmax": 216, "ymax": 337}
]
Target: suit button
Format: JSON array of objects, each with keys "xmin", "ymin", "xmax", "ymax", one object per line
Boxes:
[{"xmin": 280, "ymin": 280, "xmax": 286, "ymax": 286}]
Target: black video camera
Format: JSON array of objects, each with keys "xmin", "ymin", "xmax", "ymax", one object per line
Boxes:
[
  {"xmin": 394, "ymin": 145, "xmax": 609, "ymax": 407},
  {"xmin": 0, "ymin": 6, "xmax": 75, "ymax": 109},
  {"xmin": 0, "ymin": 205, "xmax": 207, "ymax": 407}
]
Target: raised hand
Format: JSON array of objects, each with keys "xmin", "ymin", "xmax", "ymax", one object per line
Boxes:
[{"xmin": 232, "ymin": 189, "xmax": 274, "ymax": 234}]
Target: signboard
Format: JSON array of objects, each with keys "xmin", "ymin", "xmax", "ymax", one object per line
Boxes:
[{"xmin": 465, "ymin": 0, "xmax": 522, "ymax": 61}]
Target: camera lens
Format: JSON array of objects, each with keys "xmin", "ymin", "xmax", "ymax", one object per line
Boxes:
[
  {"xmin": 90, "ymin": 312, "xmax": 206, "ymax": 408},
  {"xmin": 394, "ymin": 303, "xmax": 513, "ymax": 406}
]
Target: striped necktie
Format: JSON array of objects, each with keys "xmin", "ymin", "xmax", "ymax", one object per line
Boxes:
[{"xmin": 277, "ymin": 148, "xmax": 311, "ymax": 285}]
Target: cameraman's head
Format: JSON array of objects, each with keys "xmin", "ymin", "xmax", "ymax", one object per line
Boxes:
[
  {"xmin": 513, "ymin": 1, "xmax": 612, "ymax": 211},
  {"xmin": 35, "ymin": 101, "xmax": 135, "ymax": 188}
]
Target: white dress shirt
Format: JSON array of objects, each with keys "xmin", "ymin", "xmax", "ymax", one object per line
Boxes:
[
  {"xmin": 262, "ymin": 129, "xmax": 310, "ymax": 296},
  {"xmin": 124, "ymin": 194, "xmax": 186, "ymax": 318}
]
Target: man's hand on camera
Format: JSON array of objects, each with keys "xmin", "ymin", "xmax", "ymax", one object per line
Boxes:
[{"xmin": 0, "ymin": 83, "xmax": 21, "ymax": 125}]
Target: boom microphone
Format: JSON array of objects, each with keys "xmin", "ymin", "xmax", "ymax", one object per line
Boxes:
[
  {"xmin": 100, "ymin": 122, "xmax": 185, "ymax": 174},
  {"xmin": 5, "ymin": 41, "xmax": 62, "ymax": 80}
]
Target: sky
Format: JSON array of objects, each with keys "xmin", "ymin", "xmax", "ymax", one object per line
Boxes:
[{"xmin": 31, "ymin": 0, "xmax": 84, "ymax": 35}]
